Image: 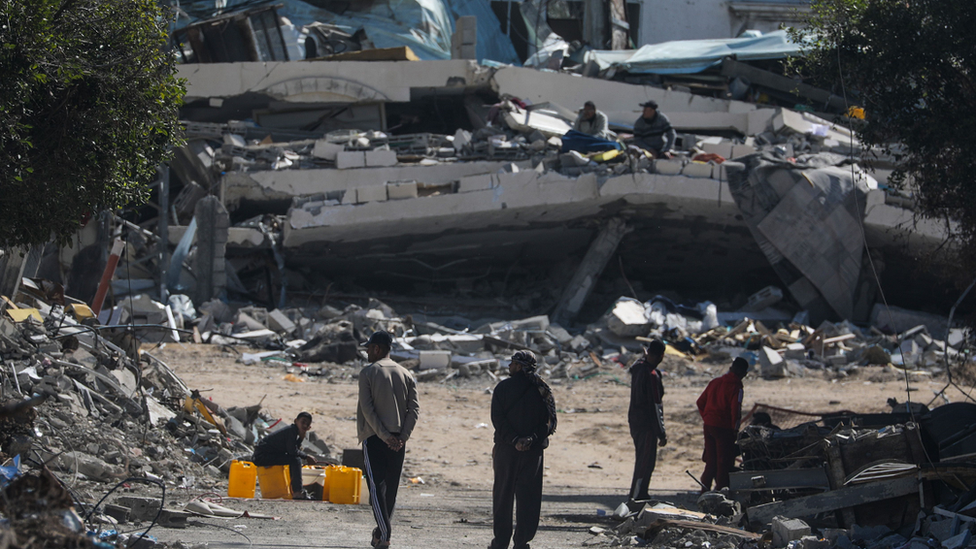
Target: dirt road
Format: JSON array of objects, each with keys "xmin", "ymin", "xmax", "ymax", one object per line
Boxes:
[{"xmin": 153, "ymin": 343, "xmax": 945, "ymax": 496}]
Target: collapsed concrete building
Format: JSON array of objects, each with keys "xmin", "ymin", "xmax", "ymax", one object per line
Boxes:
[{"xmin": 153, "ymin": 57, "xmax": 950, "ymax": 327}]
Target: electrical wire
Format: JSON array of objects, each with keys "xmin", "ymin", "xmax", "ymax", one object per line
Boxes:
[
  {"xmin": 188, "ymin": 519, "xmax": 254, "ymax": 549},
  {"xmin": 84, "ymin": 477, "xmax": 165, "ymax": 548}
]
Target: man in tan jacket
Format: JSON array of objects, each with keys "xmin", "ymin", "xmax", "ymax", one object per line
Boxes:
[{"xmin": 358, "ymin": 330, "xmax": 420, "ymax": 549}]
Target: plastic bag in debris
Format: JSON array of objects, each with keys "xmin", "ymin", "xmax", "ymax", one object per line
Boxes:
[
  {"xmin": 168, "ymin": 294, "xmax": 197, "ymax": 322},
  {"xmin": 0, "ymin": 455, "xmax": 21, "ymax": 489}
]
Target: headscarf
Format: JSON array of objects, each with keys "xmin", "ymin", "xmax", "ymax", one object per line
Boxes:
[{"xmin": 511, "ymin": 351, "xmax": 557, "ymax": 436}]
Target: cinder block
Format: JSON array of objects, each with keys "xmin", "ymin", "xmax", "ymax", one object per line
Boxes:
[
  {"xmin": 419, "ymin": 350, "xmax": 451, "ymax": 370},
  {"xmin": 800, "ymin": 536, "xmax": 829, "ymax": 549},
  {"xmin": 772, "ymin": 516, "xmax": 811, "ymax": 548},
  {"xmin": 759, "ymin": 346, "xmax": 786, "ymax": 378},
  {"xmin": 365, "ymin": 149, "xmax": 398, "ymax": 167},
  {"xmin": 157, "ymin": 508, "xmax": 190, "ymax": 529},
  {"xmin": 701, "ymin": 142, "xmax": 733, "ymax": 158},
  {"xmin": 458, "ymin": 174, "xmax": 494, "ymax": 193},
  {"xmin": 682, "ymin": 161, "xmax": 713, "ymax": 178},
  {"xmin": 356, "ymin": 185, "xmax": 388, "ymax": 203},
  {"xmin": 653, "ymin": 159, "xmax": 683, "ymax": 175},
  {"xmin": 387, "ymin": 180, "xmax": 418, "ymax": 200},
  {"xmin": 268, "ymin": 309, "xmax": 296, "ymax": 335},
  {"xmin": 731, "ymin": 144, "xmax": 757, "ymax": 158},
  {"xmin": 336, "ymin": 151, "xmax": 366, "ymax": 169},
  {"xmin": 312, "ymin": 140, "xmax": 344, "ymax": 161},
  {"xmin": 115, "ymin": 497, "xmax": 161, "ymax": 522}
]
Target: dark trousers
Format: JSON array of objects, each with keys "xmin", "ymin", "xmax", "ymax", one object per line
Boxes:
[
  {"xmin": 363, "ymin": 435, "xmax": 405, "ymax": 543},
  {"xmin": 701, "ymin": 425, "xmax": 737, "ymax": 491},
  {"xmin": 252, "ymin": 455, "xmax": 303, "ymax": 494},
  {"xmin": 630, "ymin": 430, "xmax": 658, "ymax": 500},
  {"xmin": 490, "ymin": 443, "xmax": 544, "ymax": 549}
]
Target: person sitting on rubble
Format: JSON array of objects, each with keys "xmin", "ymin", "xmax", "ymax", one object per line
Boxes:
[
  {"xmin": 632, "ymin": 100, "xmax": 676, "ymax": 158},
  {"xmin": 696, "ymin": 357, "xmax": 748, "ymax": 492},
  {"xmin": 627, "ymin": 339, "xmax": 667, "ymax": 501},
  {"xmin": 573, "ymin": 101, "xmax": 612, "ymax": 140},
  {"xmin": 251, "ymin": 411, "xmax": 317, "ymax": 500}
]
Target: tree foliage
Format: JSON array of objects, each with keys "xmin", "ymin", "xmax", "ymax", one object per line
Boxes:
[
  {"xmin": 0, "ymin": 0, "xmax": 184, "ymax": 248},
  {"xmin": 796, "ymin": 0, "xmax": 976, "ymax": 265}
]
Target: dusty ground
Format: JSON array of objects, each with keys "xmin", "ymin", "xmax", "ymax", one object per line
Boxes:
[{"xmin": 150, "ymin": 342, "xmax": 960, "ymax": 495}]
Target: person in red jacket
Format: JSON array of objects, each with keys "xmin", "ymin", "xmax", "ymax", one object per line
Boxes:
[{"xmin": 696, "ymin": 357, "xmax": 749, "ymax": 491}]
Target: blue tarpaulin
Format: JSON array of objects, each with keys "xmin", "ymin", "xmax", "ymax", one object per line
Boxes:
[
  {"xmin": 583, "ymin": 30, "xmax": 808, "ymax": 75},
  {"xmin": 175, "ymin": 0, "xmax": 520, "ymax": 65},
  {"xmin": 560, "ymin": 130, "xmax": 622, "ymax": 154}
]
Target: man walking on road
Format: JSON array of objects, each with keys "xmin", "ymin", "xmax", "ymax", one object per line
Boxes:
[
  {"xmin": 628, "ymin": 339, "xmax": 667, "ymax": 501},
  {"xmin": 696, "ymin": 357, "xmax": 748, "ymax": 492},
  {"xmin": 489, "ymin": 351, "xmax": 557, "ymax": 549},
  {"xmin": 358, "ymin": 330, "xmax": 420, "ymax": 549}
]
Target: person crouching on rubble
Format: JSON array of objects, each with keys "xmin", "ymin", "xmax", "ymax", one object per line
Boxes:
[
  {"xmin": 489, "ymin": 351, "xmax": 557, "ymax": 549},
  {"xmin": 628, "ymin": 339, "xmax": 667, "ymax": 501},
  {"xmin": 251, "ymin": 411, "xmax": 318, "ymax": 499},
  {"xmin": 696, "ymin": 357, "xmax": 748, "ymax": 492},
  {"xmin": 632, "ymin": 100, "xmax": 676, "ymax": 158},
  {"xmin": 573, "ymin": 101, "xmax": 612, "ymax": 140}
]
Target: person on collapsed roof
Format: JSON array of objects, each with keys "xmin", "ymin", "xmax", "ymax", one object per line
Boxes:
[{"xmin": 251, "ymin": 412, "xmax": 317, "ymax": 500}]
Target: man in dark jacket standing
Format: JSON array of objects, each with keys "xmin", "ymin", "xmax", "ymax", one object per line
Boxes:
[
  {"xmin": 358, "ymin": 330, "xmax": 420, "ymax": 549},
  {"xmin": 489, "ymin": 351, "xmax": 557, "ymax": 549},
  {"xmin": 628, "ymin": 339, "xmax": 667, "ymax": 501},
  {"xmin": 696, "ymin": 357, "xmax": 748, "ymax": 491},
  {"xmin": 251, "ymin": 412, "xmax": 317, "ymax": 499},
  {"xmin": 632, "ymin": 100, "xmax": 676, "ymax": 157}
]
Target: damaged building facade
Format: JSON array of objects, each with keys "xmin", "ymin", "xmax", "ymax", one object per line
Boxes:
[{"xmin": 151, "ymin": 56, "xmax": 948, "ymax": 327}]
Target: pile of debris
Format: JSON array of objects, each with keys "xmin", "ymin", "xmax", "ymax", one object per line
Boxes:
[
  {"xmin": 588, "ymin": 397, "xmax": 976, "ymax": 549},
  {"xmin": 598, "ymin": 290, "xmax": 969, "ymax": 378},
  {"xmin": 0, "ymin": 290, "xmax": 334, "ymax": 547}
]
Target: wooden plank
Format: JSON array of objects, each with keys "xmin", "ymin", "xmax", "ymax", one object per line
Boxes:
[
  {"xmin": 323, "ymin": 46, "xmax": 420, "ymax": 62},
  {"xmin": 747, "ymin": 475, "xmax": 919, "ymax": 525}
]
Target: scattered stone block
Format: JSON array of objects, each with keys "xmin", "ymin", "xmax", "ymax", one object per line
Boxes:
[
  {"xmin": 654, "ymin": 159, "xmax": 683, "ymax": 175},
  {"xmin": 336, "ymin": 151, "xmax": 366, "ymax": 169},
  {"xmin": 116, "ymin": 497, "xmax": 162, "ymax": 522},
  {"xmin": 682, "ymin": 161, "xmax": 713, "ymax": 178},
  {"xmin": 312, "ymin": 140, "xmax": 344, "ymax": 161},
  {"xmin": 268, "ymin": 309, "xmax": 296, "ymax": 335},
  {"xmin": 387, "ymin": 180, "xmax": 419, "ymax": 200},
  {"xmin": 419, "ymin": 350, "xmax": 451, "ymax": 370},
  {"xmin": 772, "ymin": 516, "xmax": 811, "ymax": 548},
  {"xmin": 356, "ymin": 185, "xmax": 388, "ymax": 203},
  {"xmin": 365, "ymin": 149, "xmax": 398, "ymax": 167},
  {"xmin": 759, "ymin": 346, "xmax": 787, "ymax": 378}
]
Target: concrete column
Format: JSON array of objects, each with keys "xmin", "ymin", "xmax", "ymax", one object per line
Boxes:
[
  {"xmin": 553, "ymin": 217, "xmax": 630, "ymax": 324},
  {"xmin": 583, "ymin": 0, "xmax": 607, "ymax": 49},
  {"xmin": 194, "ymin": 196, "xmax": 229, "ymax": 304}
]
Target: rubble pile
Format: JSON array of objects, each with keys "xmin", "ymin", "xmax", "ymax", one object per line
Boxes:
[
  {"xmin": 0, "ymin": 295, "xmax": 335, "ymax": 548},
  {"xmin": 585, "ymin": 398, "xmax": 976, "ymax": 549},
  {"xmin": 187, "ymin": 101, "xmax": 868, "ymax": 183}
]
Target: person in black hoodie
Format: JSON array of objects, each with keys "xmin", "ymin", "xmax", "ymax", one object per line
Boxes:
[
  {"xmin": 489, "ymin": 351, "xmax": 557, "ymax": 549},
  {"xmin": 251, "ymin": 412, "xmax": 317, "ymax": 499},
  {"xmin": 628, "ymin": 339, "xmax": 667, "ymax": 501}
]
